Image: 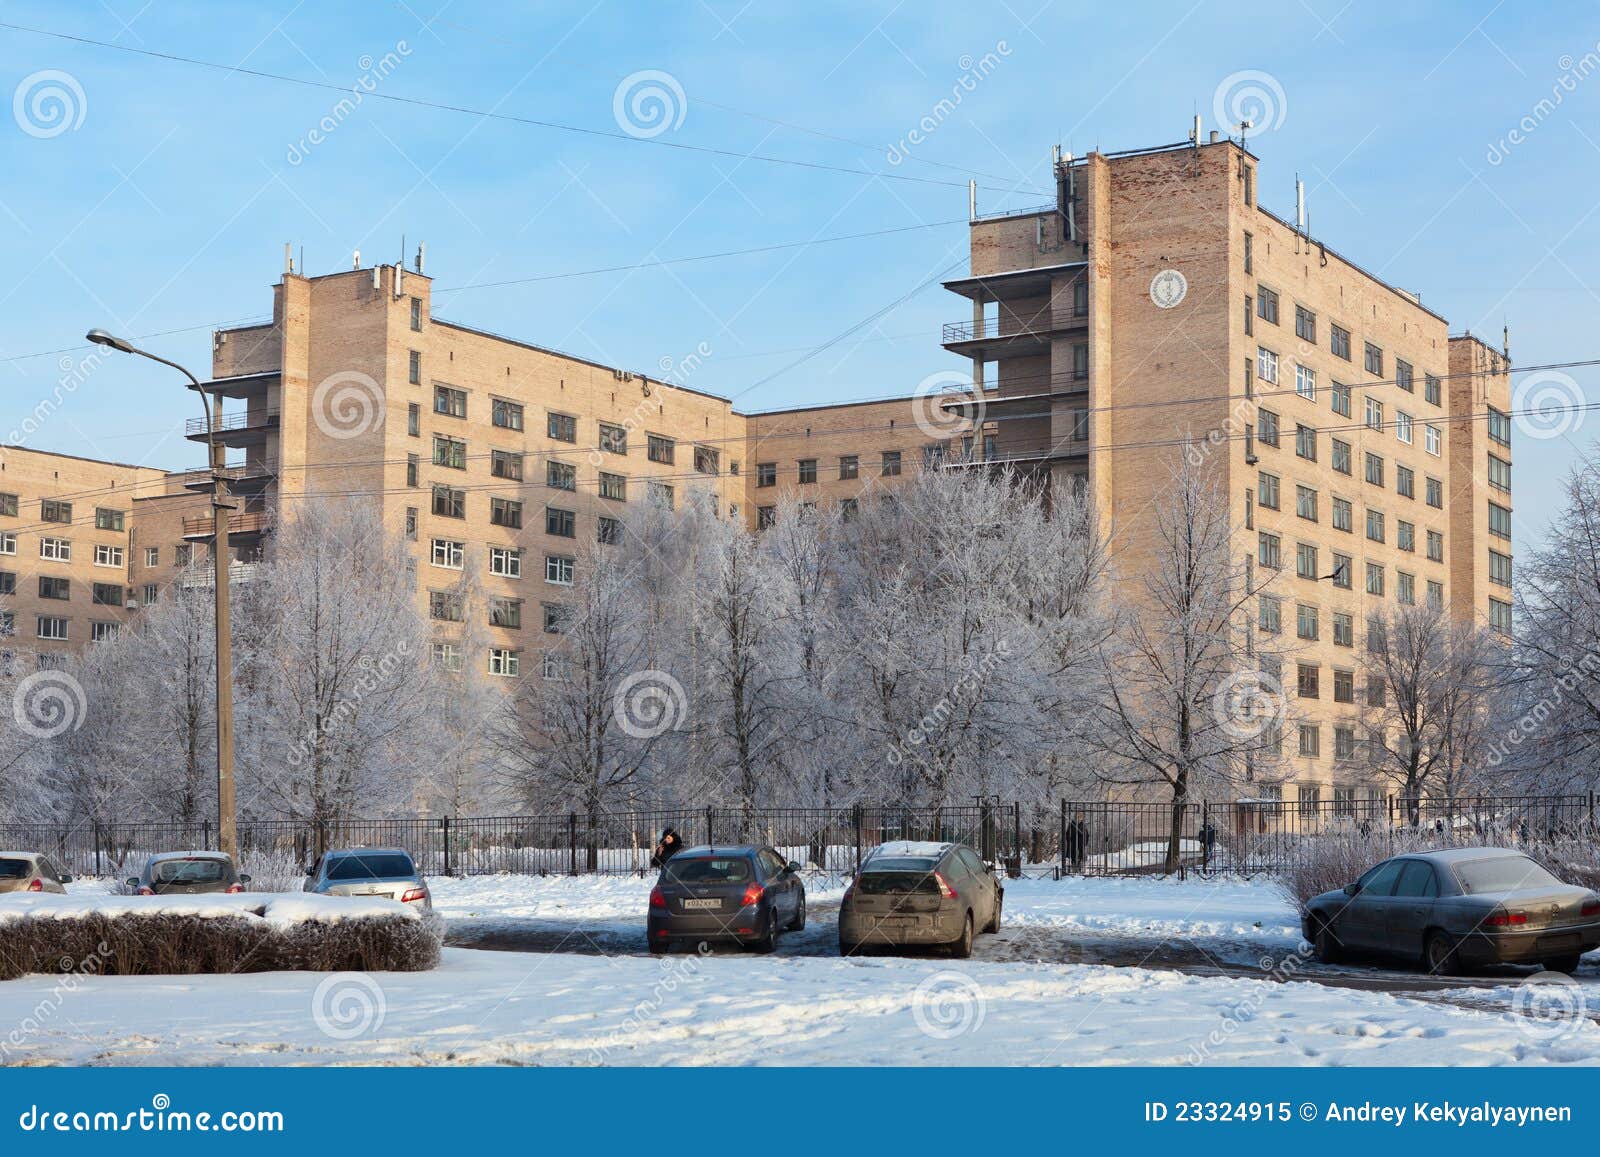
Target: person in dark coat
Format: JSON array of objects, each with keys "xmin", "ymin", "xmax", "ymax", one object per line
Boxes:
[
  {"xmin": 1065, "ymin": 813, "xmax": 1089, "ymax": 874},
  {"xmin": 650, "ymin": 827, "xmax": 683, "ymax": 869}
]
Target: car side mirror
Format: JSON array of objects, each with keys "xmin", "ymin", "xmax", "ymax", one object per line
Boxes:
[
  {"xmin": 125, "ymin": 877, "xmax": 139, "ymax": 889},
  {"xmin": 59, "ymin": 874, "xmax": 72, "ymax": 884},
  {"xmin": 306, "ymin": 866, "xmax": 317, "ymax": 876},
  {"xmin": 1344, "ymin": 881, "xmax": 1360, "ymax": 895},
  {"xmin": 786, "ymin": 861, "xmax": 801, "ymax": 874},
  {"xmin": 238, "ymin": 873, "xmax": 252, "ymax": 884}
]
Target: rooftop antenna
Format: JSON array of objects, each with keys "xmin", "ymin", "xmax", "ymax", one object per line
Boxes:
[
  {"xmin": 283, "ymin": 242, "xmax": 293, "ymax": 276},
  {"xmin": 1190, "ymin": 113, "xmax": 1201, "ymax": 146},
  {"xmin": 416, "ymin": 241, "xmax": 426, "ymax": 274},
  {"xmin": 968, "ymin": 179, "xmax": 976, "ymax": 222},
  {"xmin": 1238, "ymin": 118, "xmax": 1252, "ymax": 148}
]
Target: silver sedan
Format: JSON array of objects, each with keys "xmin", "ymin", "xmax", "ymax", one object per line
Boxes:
[{"xmin": 304, "ymin": 848, "xmax": 432, "ymax": 910}]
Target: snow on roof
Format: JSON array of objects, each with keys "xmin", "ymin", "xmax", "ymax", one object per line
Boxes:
[
  {"xmin": 147, "ymin": 850, "xmax": 233, "ymax": 863},
  {"xmin": 866, "ymin": 840, "xmax": 953, "ymax": 861},
  {"xmin": 0, "ymin": 852, "xmax": 43, "ymax": 860}
]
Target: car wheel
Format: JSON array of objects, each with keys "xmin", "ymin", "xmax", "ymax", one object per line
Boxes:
[
  {"xmin": 986, "ymin": 890, "xmax": 1003, "ymax": 934},
  {"xmin": 1423, "ymin": 930, "xmax": 1459, "ymax": 976},
  {"xmin": 949, "ymin": 912, "xmax": 974, "ymax": 959},
  {"xmin": 1311, "ymin": 918, "xmax": 1342, "ymax": 965},
  {"xmin": 788, "ymin": 892, "xmax": 806, "ymax": 932},
  {"xmin": 1541, "ymin": 954, "xmax": 1582, "ymax": 975},
  {"xmin": 839, "ymin": 937, "xmax": 861, "ymax": 957},
  {"xmin": 751, "ymin": 908, "xmax": 778, "ymax": 954}
]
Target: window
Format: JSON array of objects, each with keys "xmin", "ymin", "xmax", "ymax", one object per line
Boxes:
[
  {"xmin": 1396, "ymin": 519, "xmax": 1415, "ymax": 552},
  {"xmin": 95, "ymin": 508, "xmax": 125, "ymax": 532},
  {"xmin": 1490, "ymin": 597, "xmax": 1513, "ymax": 634},
  {"xmin": 1296, "ymin": 485, "xmax": 1318, "ymax": 521},
  {"xmin": 40, "ymin": 537, "xmax": 70, "ymax": 562},
  {"xmin": 0, "ymin": 532, "xmax": 14, "ymax": 556},
  {"xmin": 175, "ymin": 545, "xmax": 192, "ymax": 567},
  {"xmin": 1395, "ymin": 411, "xmax": 1413, "ymax": 444},
  {"xmin": 1072, "ymin": 343, "xmax": 1090, "ymax": 379},
  {"xmin": 1367, "ymin": 673, "xmax": 1387, "ymax": 706},
  {"xmin": 489, "ymin": 599, "xmax": 522, "ymax": 630},
  {"xmin": 1244, "ymin": 295, "xmax": 1253, "ymax": 336},
  {"xmin": 1366, "ymin": 508, "xmax": 1385, "ymax": 543},
  {"xmin": 836, "ymin": 454, "xmax": 860, "ymax": 481},
  {"xmin": 1427, "ymin": 580, "xmax": 1444, "ymax": 609},
  {"xmin": 1397, "ymin": 571, "xmax": 1416, "ymax": 605},
  {"xmin": 94, "ymin": 543, "xmax": 124, "ymax": 567},
  {"xmin": 488, "ymin": 649, "xmax": 520, "ymax": 678},
  {"xmin": 598, "ymin": 515, "xmax": 621, "ymax": 545},
  {"xmin": 1295, "ymin": 305, "xmax": 1316, "ymax": 342},
  {"xmin": 599, "ymin": 471, "xmax": 627, "ymax": 501},
  {"xmin": 1257, "ymin": 409, "xmax": 1279, "ymax": 446},
  {"xmin": 1365, "ymin": 396, "xmax": 1384, "ymax": 432},
  {"xmin": 407, "ymin": 404, "xmax": 420, "ymax": 437},
  {"xmin": 1396, "ymin": 465, "xmax": 1414, "ymax": 499},
  {"xmin": 599, "ymin": 422, "xmax": 628, "ymax": 455},
  {"xmin": 647, "ymin": 481, "xmax": 674, "ymax": 509},
  {"xmin": 0, "ymin": 493, "xmax": 15, "ymax": 517},
  {"xmin": 1335, "ymin": 728, "xmax": 1357, "ymax": 762},
  {"xmin": 410, "ymin": 297, "xmax": 423, "ymax": 331},
  {"xmin": 1244, "ymin": 356, "xmax": 1255, "ymax": 399},
  {"xmin": 1299, "ymin": 725, "xmax": 1321, "ymax": 759},
  {"xmin": 142, "ymin": 583, "xmax": 158, "ymax": 605},
  {"xmin": 1330, "ymin": 382, "xmax": 1351, "ymax": 417},
  {"xmin": 41, "ymin": 499, "xmax": 72, "ymax": 523},
  {"xmin": 1488, "ymin": 502, "xmax": 1512, "ymax": 539},
  {"xmin": 1365, "ymin": 452, "xmax": 1384, "ymax": 487},
  {"xmin": 490, "ymin": 497, "xmax": 523, "ymax": 530},
  {"xmin": 1396, "ymin": 359, "xmax": 1414, "ymax": 393},
  {"xmin": 39, "ymin": 576, "xmax": 69, "ymax": 600},
  {"xmin": 1366, "ymin": 561, "xmax": 1385, "ymax": 596},
  {"xmin": 1258, "ymin": 595, "xmax": 1281, "ymax": 634},
  {"xmin": 545, "ymin": 555, "xmax": 575, "ymax": 585},
  {"xmin": 1297, "ymin": 603, "xmax": 1319, "ymax": 641},
  {"xmin": 432, "ymin": 434, "xmax": 467, "ymax": 470},
  {"xmin": 1070, "ymin": 409, "xmax": 1090, "ymax": 441},
  {"xmin": 1425, "ymin": 374, "xmax": 1442, "ymax": 406},
  {"xmin": 93, "ymin": 582, "xmax": 125, "ymax": 607},
  {"xmin": 1332, "ymin": 496, "xmax": 1353, "ymax": 532},
  {"xmin": 1424, "ymin": 425, "xmax": 1441, "ymax": 456},
  {"xmin": 1487, "ymin": 454, "xmax": 1511, "ymax": 493},
  {"xmin": 647, "ymin": 434, "xmax": 675, "ymax": 464},
  {"xmin": 1487, "ymin": 407, "xmax": 1511, "ymax": 447},
  {"xmin": 1258, "ymin": 471, "xmax": 1280, "ymax": 509},
  {"xmin": 429, "ymin": 590, "xmax": 464, "ymax": 623},
  {"xmin": 756, "ymin": 506, "xmax": 776, "ymax": 529},
  {"xmin": 1364, "ymin": 342, "xmax": 1383, "ymax": 375},
  {"xmin": 489, "ymin": 546, "xmax": 522, "ymax": 578},
  {"xmin": 882, "ymin": 450, "xmax": 902, "ymax": 476},
  {"xmin": 91, "ymin": 621, "xmax": 118, "ymax": 643},
  {"xmin": 1426, "ymin": 530, "xmax": 1443, "ymax": 562},
  {"xmin": 839, "ymin": 497, "xmax": 857, "ymax": 521},
  {"xmin": 694, "ymin": 445, "xmax": 720, "ymax": 475},
  {"xmin": 1297, "ymin": 664, "xmax": 1320, "ymax": 699},
  {"xmin": 143, "ymin": 547, "xmax": 159, "ymax": 567},
  {"xmin": 1331, "ymin": 552, "xmax": 1353, "ymax": 589},
  {"xmin": 546, "ymin": 461, "xmax": 577, "ymax": 491},
  {"xmin": 1256, "ymin": 286, "xmax": 1279, "ymax": 325},
  {"xmin": 430, "ymin": 642, "xmax": 462, "ymax": 672},
  {"xmin": 544, "ymin": 410, "xmax": 573, "ymax": 441},
  {"xmin": 431, "ymin": 539, "xmax": 464, "ymax": 569},
  {"xmin": 407, "ymin": 454, "xmax": 419, "ymax": 488},
  {"xmin": 1331, "ymin": 323, "xmax": 1351, "ymax": 361},
  {"xmin": 1257, "ymin": 346, "xmax": 1279, "ymax": 384},
  {"xmin": 1295, "ymin": 364, "xmax": 1316, "ymax": 401},
  {"xmin": 1258, "ymin": 532, "xmax": 1281, "ymax": 569},
  {"xmin": 36, "ymin": 617, "xmax": 68, "ymax": 642},
  {"xmin": 545, "ymin": 507, "xmax": 575, "ymax": 538},
  {"xmin": 405, "ymin": 507, "xmax": 417, "ymax": 540},
  {"xmin": 408, "ymin": 350, "xmax": 421, "ymax": 384},
  {"xmin": 433, "ymin": 385, "xmax": 467, "ymax": 418},
  {"xmin": 1295, "ymin": 424, "xmax": 1316, "ymax": 461},
  {"xmin": 1072, "ymin": 279, "xmax": 1089, "ymax": 315},
  {"xmin": 797, "ymin": 459, "xmax": 817, "ymax": 484},
  {"xmin": 488, "ymin": 399, "xmax": 523, "ymax": 435},
  {"xmin": 431, "ymin": 485, "xmax": 465, "ymax": 519},
  {"xmin": 1426, "ymin": 476, "xmax": 1444, "ymax": 508},
  {"xmin": 1333, "ymin": 611, "xmax": 1353, "ymax": 647},
  {"xmin": 1331, "ymin": 438, "xmax": 1351, "ymax": 475},
  {"xmin": 1489, "ymin": 549, "xmax": 1513, "ymax": 588},
  {"xmin": 491, "ymin": 449, "xmax": 524, "ymax": 481},
  {"xmin": 1296, "ymin": 542, "xmax": 1318, "ymax": 579}
]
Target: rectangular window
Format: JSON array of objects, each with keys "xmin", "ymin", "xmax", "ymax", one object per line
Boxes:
[
  {"xmin": 838, "ymin": 455, "xmax": 859, "ymax": 480},
  {"xmin": 1073, "ymin": 343, "xmax": 1089, "ymax": 379},
  {"xmin": 176, "ymin": 545, "xmax": 192, "ymax": 567},
  {"xmin": 36, "ymin": 617, "xmax": 68, "ymax": 641},
  {"xmin": 1331, "ymin": 438, "xmax": 1351, "ymax": 475},
  {"xmin": 1366, "ymin": 508, "xmax": 1385, "ymax": 543},
  {"xmin": 1366, "ymin": 561, "xmax": 1385, "ymax": 596},
  {"xmin": 94, "ymin": 543, "xmax": 124, "ymax": 568},
  {"xmin": 39, "ymin": 576, "xmax": 69, "ymax": 600},
  {"xmin": 488, "ymin": 649, "xmax": 520, "ymax": 678},
  {"xmin": 797, "ymin": 459, "xmax": 818, "ymax": 484},
  {"xmin": 1395, "ymin": 411, "xmax": 1413, "ymax": 444},
  {"xmin": 1488, "ymin": 502, "xmax": 1512, "ymax": 539},
  {"xmin": 404, "ymin": 507, "xmax": 417, "ymax": 540},
  {"xmin": 1256, "ymin": 286, "xmax": 1279, "ymax": 325},
  {"xmin": 431, "ymin": 485, "xmax": 465, "ymax": 519},
  {"xmin": 756, "ymin": 506, "xmax": 776, "ymax": 529},
  {"xmin": 1365, "ymin": 452, "xmax": 1384, "ymax": 487},
  {"xmin": 1294, "ymin": 305, "xmax": 1316, "ymax": 342},
  {"xmin": 1331, "ymin": 324, "xmax": 1351, "ymax": 361},
  {"xmin": 91, "ymin": 621, "xmax": 118, "ymax": 643},
  {"xmin": 428, "ymin": 591, "xmax": 463, "ymax": 623},
  {"xmin": 1426, "ymin": 529, "xmax": 1443, "ymax": 562},
  {"xmin": 1397, "ymin": 571, "xmax": 1416, "ymax": 605},
  {"xmin": 545, "ymin": 555, "xmax": 575, "ymax": 586},
  {"xmin": 489, "ymin": 546, "xmax": 523, "ymax": 578},
  {"xmin": 544, "ymin": 410, "xmax": 573, "ymax": 441},
  {"xmin": 1258, "ymin": 595, "xmax": 1281, "ymax": 634},
  {"xmin": 1397, "ymin": 519, "xmax": 1415, "ymax": 552},
  {"xmin": 410, "ymin": 297, "xmax": 422, "ymax": 331},
  {"xmin": 1332, "ymin": 497, "xmax": 1352, "ymax": 532},
  {"xmin": 143, "ymin": 547, "xmax": 159, "ymax": 567},
  {"xmin": 1367, "ymin": 671, "xmax": 1387, "ymax": 705},
  {"xmin": 1333, "ymin": 611, "xmax": 1353, "ymax": 647},
  {"xmin": 408, "ymin": 350, "xmax": 421, "ymax": 385},
  {"xmin": 433, "ymin": 385, "xmax": 467, "ymax": 418},
  {"xmin": 1297, "ymin": 663, "xmax": 1320, "ymax": 699},
  {"xmin": 40, "ymin": 537, "xmax": 70, "ymax": 562},
  {"xmin": 1258, "ymin": 532, "xmax": 1281, "ymax": 570},
  {"xmin": 490, "ymin": 497, "xmax": 523, "ymax": 530},
  {"xmin": 599, "ymin": 471, "xmax": 627, "ymax": 501},
  {"xmin": 1296, "ymin": 542, "xmax": 1318, "ymax": 579},
  {"xmin": 1426, "ymin": 476, "xmax": 1444, "ymax": 508},
  {"xmin": 752, "ymin": 462, "xmax": 777, "ymax": 488},
  {"xmin": 1295, "ymin": 363, "xmax": 1316, "ymax": 401},
  {"xmin": 542, "ymin": 604, "xmax": 570, "ymax": 634},
  {"xmin": 646, "ymin": 434, "xmax": 675, "ymax": 465},
  {"xmin": 545, "ymin": 507, "xmax": 576, "ymax": 538},
  {"xmin": 1258, "ymin": 471, "xmax": 1279, "ymax": 510},
  {"xmin": 1396, "ymin": 359, "xmax": 1414, "ymax": 393},
  {"xmin": 1490, "ymin": 597, "xmax": 1513, "ymax": 634},
  {"xmin": 882, "ymin": 450, "xmax": 902, "ymax": 476},
  {"xmin": 95, "ymin": 508, "xmax": 125, "ymax": 532},
  {"xmin": 1299, "ymin": 726, "xmax": 1320, "ymax": 759},
  {"xmin": 1331, "ymin": 552, "xmax": 1353, "ymax": 589},
  {"xmin": 1364, "ymin": 342, "xmax": 1383, "ymax": 375},
  {"xmin": 1425, "ymin": 374, "xmax": 1442, "ymax": 406},
  {"xmin": 430, "ymin": 643, "xmax": 462, "ymax": 672},
  {"xmin": 1296, "ymin": 603, "xmax": 1319, "ymax": 641},
  {"xmin": 1257, "ymin": 409, "xmax": 1279, "ymax": 447},
  {"xmin": 546, "ymin": 461, "xmax": 577, "ymax": 491},
  {"xmin": 694, "ymin": 445, "xmax": 720, "ymax": 475},
  {"xmin": 490, "ymin": 449, "xmax": 524, "ymax": 481},
  {"xmin": 432, "ymin": 434, "xmax": 467, "ymax": 470},
  {"xmin": 1330, "ymin": 382, "xmax": 1351, "ymax": 417},
  {"xmin": 0, "ymin": 493, "xmax": 16, "ymax": 517},
  {"xmin": 41, "ymin": 499, "xmax": 72, "ymax": 524},
  {"xmin": 1257, "ymin": 346, "xmax": 1279, "ymax": 384},
  {"xmin": 1487, "ymin": 407, "xmax": 1511, "ymax": 447},
  {"xmin": 1365, "ymin": 396, "xmax": 1384, "ymax": 432},
  {"xmin": 408, "ymin": 404, "xmax": 421, "ymax": 437},
  {"xmin": 1489, "ymin": 549, "xmax": 1513, "ymax": 587},
  {"xmin": 1396, "ymin": 465, "xmax": 1414, "ymax": 499},
  {"xmin": 142, "ymin": 583, "xmax": 158, "ymax": 605},
  {"xmin": 1487, "ymin": 454, "xmax": 1511, "ymax": 493},
  {"xmin": 647, "ymin": 481, "xmax": 675, "ymax": 510},
  {"xmin": 431, "ymin": 538, "xmax": 464, "ymax": 569},
  {"xmin": 407, "ymin": 453, "xmax": 420, "ymax": 488},
  {"xmin": 1335, "ymin": 728, "xmax": 1357, "ymax": 761},
  {"xmin": 1295, "ymin": 424, "xmax": 1316, "ymax": 461},
  {"xmin": 489, "ymin": 600, "xmax": 522, "ymax": 630},
  {"xmin": 1244, "ymin": 295, "xmax": 1254, "ymax": 336},
  {"xmin": 1427, "ymin": 580, "xmax": 1444, "ymax": 609},
  {"xmin": 1296, "ymin": 485, "xmax": 1318, "ymax": 521},
  {"xmin": 598, "ymin": 515, "xmax": 621, "ymax": 545},
  {"xmin": 599, "ymin": 422, "xmax": 628, "ymax": 455}
]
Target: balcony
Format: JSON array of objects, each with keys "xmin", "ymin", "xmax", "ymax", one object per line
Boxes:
[
  {"xmin": 196, "ymin": 370, "xmax": 278, "ymax": 400},
  {"xmin": 177, "ymin": 457, "xmax": 279, "ymax": 493},
  {"xmin": 185, "ymin": 408, "xmax": 280, "ymax": 448},
  {"xmin": 177, "ymin": 562, "xmax": 260, "ymax": 589},
  {"xmin": 181, "ymin": 510, "xmax": 274, "ymax": 542},
  {"xmin": 941, "ymin": 307, "xmax": 1088, "ymax": 360}
]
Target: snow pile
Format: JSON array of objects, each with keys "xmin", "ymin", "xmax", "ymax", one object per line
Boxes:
[{"xmin": 0, "ymin": 892, "xmax": 416, "ymax": 925}]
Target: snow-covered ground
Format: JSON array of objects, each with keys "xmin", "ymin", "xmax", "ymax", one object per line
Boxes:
[{"xmin": 2, "ymin": 873, "xmax": 1592, "ymax": 1066}]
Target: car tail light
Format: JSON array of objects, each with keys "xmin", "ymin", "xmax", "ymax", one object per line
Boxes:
[
  {"xmin": 225, "ymin": 883, "xmax": 244, "ymax": 894},
  {"xmin": 400, "ymin": 888, "xmax": 427, "ymax": 904},
  {"xmin": 740, "ymin": 883, "xmax": 765, "ymax": 908},
  {"xmin": 649, "ymin": 886, "xmax": 667, "ymax": 909},
  {"xmin": 137, "ymin": 886, "xmax": 155, "ymax": 896},
  {"xmin": 26, "ymin": 878, "xmax": 42, "ymax": 892},
  {"xmin": 934, "ymin": 872, "xmax": 957, "ymax": 900},
  {"xmin": 1583, "ymin": 898, "xmax": 1600, "ymax": 917},
  {"xmin": 1484, "ymin": 910, "xmax": 1528, "ymax": 927},
  {"xmin": 841, "ymin": 882, "xmax": 855, "ymax": 905}
]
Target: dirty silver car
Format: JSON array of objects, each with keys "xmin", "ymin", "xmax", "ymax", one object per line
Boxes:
[
  {"xmin": 1303, "ymin": 847, "xmax": 1600, "ymax": 975},
  {"xmin": 304, "ymin": 848, "xmax": 432, "ymax": 910},
  {"xmin": 0, "ymin": 851, "xmax": 71, "ymax": 894},
  {"xmin": 128, "ymin": 851, "xmax": 249, "ymax": 895},
  {"xmin": 838, "ymin": 840, "xmax": 1002, "ymax": 958}
]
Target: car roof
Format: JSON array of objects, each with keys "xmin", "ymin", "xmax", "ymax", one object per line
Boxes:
[
  {"xmin": 1402, "ymin": 847, "xmax": 1530, "ymax": 865},
  {"xmin": 671, "ymin": 845, "xmax": 760, "ymax": 858},
  {"xmin": 148, "ymin": 850, "xmax": 232, "ymax": 863},
  {"xmin": 0, "ymin": 851, "xmax": 43, "ymax": 860},
  {"xmin": 865, "ymin": 840, "xmax": 956, "ymax": 862},
  {"xmin": 324, "ymin": 847, "xmax": 412, "ymax": 858}
]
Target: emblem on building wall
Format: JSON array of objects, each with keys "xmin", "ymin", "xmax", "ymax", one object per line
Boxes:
[{"xmin": 1149, "ymin": 268, "xmax": 1187, "ymax": 309}]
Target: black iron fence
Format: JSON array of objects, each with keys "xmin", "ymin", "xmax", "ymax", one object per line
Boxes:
[{"xmin": 5, "ymin": 794, "xmax": 1597, "ymax": 881}]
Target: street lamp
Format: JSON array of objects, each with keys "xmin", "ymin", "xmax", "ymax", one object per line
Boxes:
[{"xmin": 85, "ymin": 329, "xmax": 238, "ymax": 861}]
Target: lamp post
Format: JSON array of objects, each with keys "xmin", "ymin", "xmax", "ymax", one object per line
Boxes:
[{"xmin": 86, "ymin": 329, "xmax": 237, "ymax": 861}]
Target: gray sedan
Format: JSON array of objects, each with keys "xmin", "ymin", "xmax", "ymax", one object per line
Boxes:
[
  {"xmin": 1303, "ymin": 847, "xmax": 1600, "ymax": 975},
  {"xmin": 304, "ymin": 848, "xmax": 432, "ymax": 910}
]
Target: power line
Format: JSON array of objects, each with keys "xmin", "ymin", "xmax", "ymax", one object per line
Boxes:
[{"xmin": 0, "ymin": 22, "xmax": 1040, "ymax": 195}]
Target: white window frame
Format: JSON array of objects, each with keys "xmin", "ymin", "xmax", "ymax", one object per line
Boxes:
[
  {"xmin": 40, "ymin": 537, "xmax": 70, "ymax": 562},
  {"xmin": 1294, "ymin": 363, "xmax": 1315, "ymax": 401},
  {"xmin": 94, "ymin": 543, "xmax": 124, "ymax": 568},
  {"xmin": 1257, "ymin": 346, "xmax": 1279, "ymax": 385},
  {"xmin": 36, "ymin": 616, "xmax": 68, "ymax": 641},
  {"xmin": 1365, "ymin": 396, "xmax": 1383, "ymax": 431},
  {"xmin": 489, "ymin": 546, "xmax": 523, "ymax": 578},
  {"xmin": 430, "ymin": 538, "xmax": 464, "ymax": 569},
  {"xmin": 1395, "ymin": 410, "xmax": 1413, "ymax": 444},
  {"xmin": 1424, "ymin": 424, "xmax": 1441, "ymax": 456},
  {"xmin": 544, "ymin": 555, "xmax": 574, "ymax": 586},
  {"xmin": 488, "ymin": 648, "xmax": 520, "ymax": 678}
]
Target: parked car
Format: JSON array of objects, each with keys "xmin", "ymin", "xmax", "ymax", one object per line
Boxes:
[
  {"xmin": 0, "ymin": 851, "xmax": 71, "ymax": 894},
  {"xmin": 1303, "ymin": 847, "xmax": 1600, "ymax": 975},
  {"xmin": 838, "ymin": 840, "xmax": 1002, "ymax": 958},
  {"xmin": 647, "ymin": 845, "xmax": 805, "ymax": 953},
  {"xmin": 128, "ymin": 851, "xmax": 249, "ymax": 896},
  {"xmin": 304, "ymin": 848, "xmax": 431, "ymax": 910}
]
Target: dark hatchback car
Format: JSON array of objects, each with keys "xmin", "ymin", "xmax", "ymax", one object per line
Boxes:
[
  {"xmin": 838, "ymin": 841, "xmax": 1002, "ymax": 958},
  {"xmin": 647, "ymin": 845, "xmax": 805, "ymax": 954},
  {"xmin": 128, "ymin": 851, "xmax": 250, "ymax": 896},
  {"xmin": 1303, "ymin": 847, "xmax": 1600, "ymax": 975}
]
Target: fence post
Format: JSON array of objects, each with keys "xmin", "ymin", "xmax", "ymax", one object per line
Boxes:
[
  {"xmin": 93, "ymin": 820, "xmax": 102, "ymax": 879},
  {"xmin": 567, "ymin": 813, "xmax": 578, "ymax": 876},
  {"xmin": 442, "ymin": 816, "xmax": 452, "ymax": 877},
  {"xmin": 203, "ymin": 820, "xmax": 212, "ymax": 851},
  {"xmin": 1201, "ymin": 801, "xmax": 1210, "ymax": 871},
  {"xmin": 853, "ymin": 804, "xmax": 864, "ymax": 874},
  {"xmin": 706, "ymin": 806, "xmax": 716, "ymax": 848},
  {"xmin": 1059, "ymin": 800, "xmax": 1067, "ymax": 880},
  {"xmin": 1012, "ymin": 802, "xmax": 1021, "ymax": 868}
]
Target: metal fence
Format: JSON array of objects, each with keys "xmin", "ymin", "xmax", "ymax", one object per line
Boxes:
[{"xmin": 5, "ymin": 794, "xmax": 1596, "ymax": 881}]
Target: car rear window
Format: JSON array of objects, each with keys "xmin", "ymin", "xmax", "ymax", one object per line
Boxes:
[
  {"xmin": 151, "ymin": 858, "xmax": 229, "ymax": 884},
  {"xmin": 326, "ymin": 853, "xmax": 417, "ymax": 880},
  {"xmin": 663, "ymin": 857, "xmax": 751, "ymax": 884},
  {"xmin": 0, "ymin": 858, "xmax": 31, "ymax": 879},
  {"xmin": 857, "ymin": 870, "xmax": 941, "ymax": 895},
  {"xmin": 1454, "ymin": 855, "xmax": 1561, "ymax": 895},
  {"xmin": 864, "ymin": 856, "xmax": 939, "ymax": 873}
]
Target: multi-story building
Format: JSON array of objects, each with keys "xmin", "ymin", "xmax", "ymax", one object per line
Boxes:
[{"xmin": 0, "ymin": 132, "xmax": 1515, "ymax": 808}]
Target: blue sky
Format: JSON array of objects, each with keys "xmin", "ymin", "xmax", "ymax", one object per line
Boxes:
[{"xmin": 0, "ymin": 0, "xmax": 1595, "ymax": 556}]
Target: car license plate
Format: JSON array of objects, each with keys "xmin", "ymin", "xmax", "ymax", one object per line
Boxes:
[
  {"xmin": 682, "ymin": 898, "xmax": 721, "ymax": 910},
  {"xmin": 1540, "ymin": 932, "xmax": 1581, "ymax": 952},
  {"xmin": 884, "ymin": 915, "xmax": 920, "ymax": 926}
]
